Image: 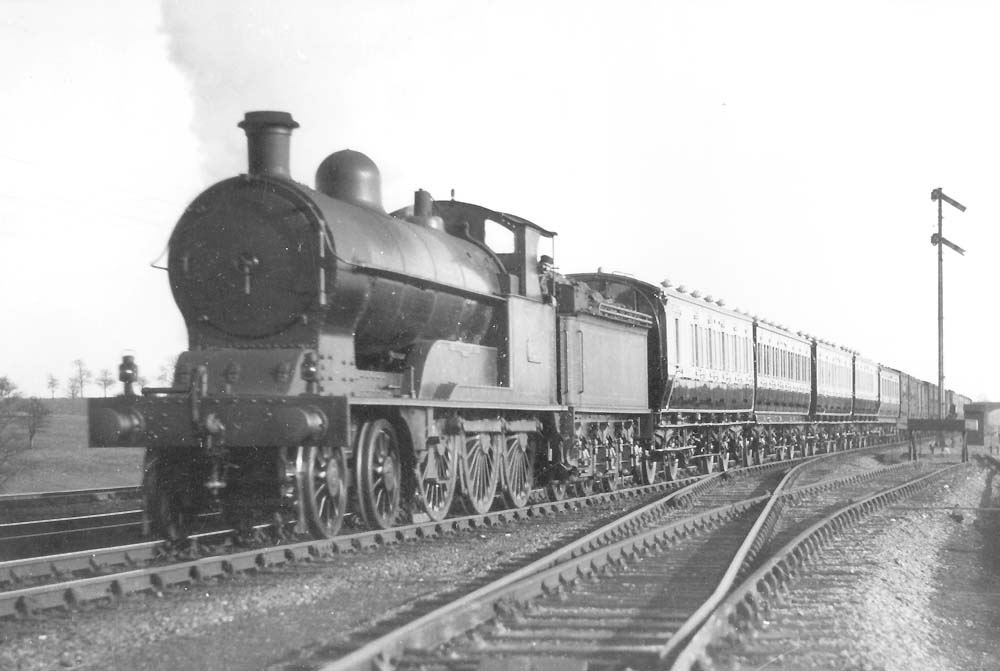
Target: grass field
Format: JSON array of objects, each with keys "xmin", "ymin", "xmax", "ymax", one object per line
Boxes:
[{"xmin": 0, "ymin": 399, "xmax": 144, "ymax": 494}]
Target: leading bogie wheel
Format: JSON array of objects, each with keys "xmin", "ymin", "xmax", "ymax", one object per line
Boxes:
[
  {"xmin": 545, "ymin": 481, "xmax": 569, "ymax": 501},
  {"xmin": 142, "ymin": 447, "xmax": 209, "ymax": 542},
  {"xmin": 296, "ymin": 444, "xmax": 347, "ymax": 538},
  {"xmin": 460, "ymin": 432, "xmax": 500, "ymax": 514},
  {"xmin": 415, "ymin": 434, "xmax": 459, "ymax": 521},
  {"xmin": 501, "ymin": 433, "xmax": 534, "ymax": 509},
  {"xmin": 355, "ymin": 418, "xmax": 402, "ymax": 529}
]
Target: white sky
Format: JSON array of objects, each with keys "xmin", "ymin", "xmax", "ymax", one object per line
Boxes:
[{"xmin": 1, "ymin": 0, "xmax": 997, "ymax": 400}]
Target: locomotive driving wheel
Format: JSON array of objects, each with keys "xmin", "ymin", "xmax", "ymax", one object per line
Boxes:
[
  {"xmin": 355, "ymin": 419, "xmax": 402, "ymax": 529},
  {"xmin": 460, "ymin": 433, "xmax": 500, "ymax": 514},
  {"xmin": 415, "ymin": 434, "xmax": 459, "ymax": 521},
  {"xmin": 142, "ymin": 447, "xmax": 210, "ymax": 541},
  {"xmin": 296, "ymin": 444, "xmax": 347, "ymax": 538},
  {"xmin": 500, "ymin": 433, "xmax": 534, "ymax": 508}
]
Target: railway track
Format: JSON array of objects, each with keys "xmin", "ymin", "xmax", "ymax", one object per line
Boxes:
[
  {"xmin": 0, "ymin": 442, "xmax": 910, "ymax": 622},
  {"xmin": 671, "ymin": 461, "xmax": 969, "ymax": 670},
  {"xmin": 0, "ymin": 486, "xmax": 141, "ymax": 524},
  {"xmin": 0, "ymin": 509, "xmax": 145, "ymax": 560},
  {"xmin": 0, "ymin": 485, "xmax": 140, "ymax": 506},
  {"xmin": 0, "ymin": 474, "xmax": 699, "ymax": 618},
  {"xmin": 290, "ymin": 448, "xmax": 959, "ymax": 671}
]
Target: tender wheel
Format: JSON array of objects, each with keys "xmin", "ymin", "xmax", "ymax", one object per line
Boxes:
[
  {"xmin": 575, "ymin": 478, "xmax": 594, "ymax": 497},
  {"xmin": 501, "ymin": 433, "xmax": 534, "ymax": 509},
  {"xmin": 355, "ymin": 419, "xmax": 402, "ymax": 529},
  {"xmin": 718, "ymin": 449, "xmax": 730, "ymax": 472},
  {"xmin": 415, "ymin": 434, "xmax": 459, "ymax": 521},
  {"xmin": 460, "ymin": 432, "xmax": 500, "ymax": 514},
  {"xmin": 637, "ymin": 454, "xmax": 659, "ymax": 484},
  {"xmin": 665, "ymin": 455, "xmax": 680, "ymax": 481},
  {"xmin": 142, "ymin": 447, "xmax": 209, "ymax": 541},
  {"xmin": 296, "ymin": 444, "xmax": 347, "ymax": 538},
  {"xmin": 700, "ymin": 454, "xmax": 716, "ymax": 475}
]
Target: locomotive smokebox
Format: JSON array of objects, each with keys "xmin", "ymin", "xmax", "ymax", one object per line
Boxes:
[
  {"xmin": 238, "ymin": 111, "xmax": 299, "ymax": 179},
  {"xmin": 315, "ymin": 149, "xmax": 385, "ymax": 213}
]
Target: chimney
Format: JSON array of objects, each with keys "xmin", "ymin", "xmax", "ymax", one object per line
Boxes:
[{"xmin": 238, "ymin": 111, "xmax": 299, "ymax": 179}]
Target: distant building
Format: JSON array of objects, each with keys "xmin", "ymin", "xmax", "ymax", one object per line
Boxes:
[{"xmin": 963, "ymin": 402, "xmax": 1000, "ymax": 447}]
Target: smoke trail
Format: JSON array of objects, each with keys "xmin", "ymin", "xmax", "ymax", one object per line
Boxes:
[{"xmin": 159, "ymin": 0, "xmax": 318, "ymax": 182}]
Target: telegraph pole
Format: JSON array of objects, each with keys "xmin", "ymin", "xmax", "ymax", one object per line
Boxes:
[
  {"xmin": 930, "ymin": 188, "xmax": 966, "ymax": 419},
  {"xmin": 937, "ymin": 192, "xmax": 943, "ymax": 419}
]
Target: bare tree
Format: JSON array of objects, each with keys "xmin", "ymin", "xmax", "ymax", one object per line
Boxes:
[
  {"xmin": 97, "ymin": 369, "xmax": 115, "ymax": 397},
  {"xmin": 46, "ymin": 373, "xmax": 59, "ymax": 399},
  {"xmin": 23, "ymin": 398, "xmax": 50, "ymax": 449},
  {"xmin": 0, "ymin": 377, "xmax": 24, "ymax": 477},
  {"xmin": 0, "ymin": 377, "xmax": 19, "ymax": 445},
  {"xmin": 69, "ymin": 359, "xmax": 93, "ymax": 399}
]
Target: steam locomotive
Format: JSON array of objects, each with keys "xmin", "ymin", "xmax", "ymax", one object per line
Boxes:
[{"xmin": 88, "ymin": 111, "xmax": 965, "ymax": 540}]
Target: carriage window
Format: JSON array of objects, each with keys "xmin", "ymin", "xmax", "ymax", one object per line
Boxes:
[
  {"xmin": 674, "ymin": 318, "xmax": 681, "ymax": 366},
  {"xmin": 692, "ymin": 325, "xmax": 699, "ymax": 367}
]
